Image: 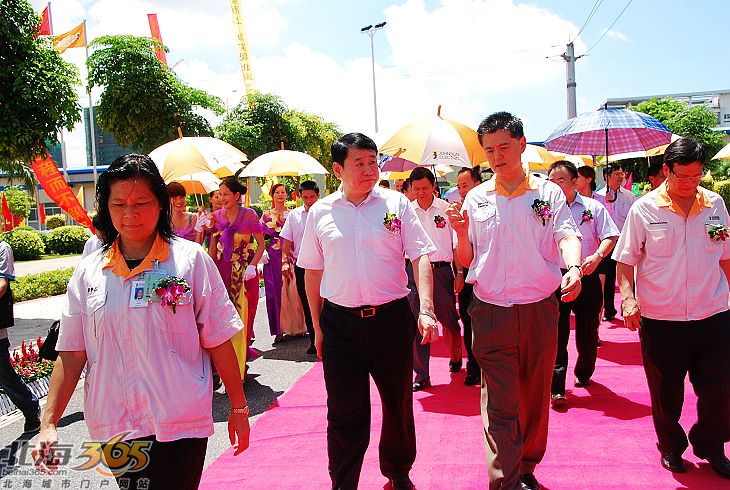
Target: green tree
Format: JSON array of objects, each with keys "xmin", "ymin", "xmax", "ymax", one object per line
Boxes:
[
  {"xmin": 0, "ymin": 0, "xmax": 80, "ymax": 177},
  {"xmin": 631, "ymin": 98, "xmax": 725, "ymax": 158},
  {"xmin": 87, "ymin": 35, "xmax": 224, "ymax": 153},
  {"xmin": 4, "ymin": 186, "xmax": 34, "ymax": 219}
]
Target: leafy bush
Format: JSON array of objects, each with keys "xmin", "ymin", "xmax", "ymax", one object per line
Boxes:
[
  {"xmin": 713, "ymin": 180, "xmax": 730, "ymax": 207},
  {"xmin": 285, "ymin": 200, "xmax": 298, "ymax": 210},
  {"xmin": 5, "ymin": 187, "xmax": 33, "ymax": 220},
  {"xmin": 46, "ymin": 225, "xmax": 90, "ymax": 254},
  {"xmin": 699, "ymin": 177, "xmax": 715, "ymax": 191},
  {"xmin": 12, "ymin": 267, "xmax": 74, "ymax": 303},
  {"xmin": 45, "ymin": 214, "xmax": 66, "ymax": 230},
  {"xmin": 250, "ymin": 203, "xmax": 263, "ymax": 217},
  {"xmin": 14, "ymin": 225, "xmax": 35, "ymax": 232},
  {"xmin": 1, "ymin": 229, "xmax": 45, "ymax": 260}
]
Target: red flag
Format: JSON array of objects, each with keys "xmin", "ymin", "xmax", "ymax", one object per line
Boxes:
[
  {"xmin": 35, "ymin": 6, "xmax": 51, "ymax": 37},
  {"xmin": 1, "ymin": 194, "xmax": 13, "ymax": 232},
  {"xmin": 147, "ymin": 14, "xmax": 168, "ymax": 65},
  {"xmin": 38, "ymin": 203, "xmax": 46, "ymax": 225}
]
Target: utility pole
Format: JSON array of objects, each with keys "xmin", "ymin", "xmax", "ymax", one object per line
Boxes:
[
  {"xmin": 361, "ymin": 22, "xmax": 386, "ymax": 134},
  {"xmin": 562, "ymin": 42, "xmax": 578, "ymax": 119}
]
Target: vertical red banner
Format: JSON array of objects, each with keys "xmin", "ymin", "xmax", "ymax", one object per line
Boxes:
[
  {"xmin": 31, "ymin": 155, "xmax": 95, "ymax": 233},
  {"xmin": 38, "ymin": 203, "xmax": 46, "ymax": 225},
  {"xmin": 35, "ymin": 6, "xmax": 51, "ymax": 37},
  {"xmin": 147, "ymin": 14, "xmax": 168, "ymax": 65},
  {"xmin": 1, "ymin": 194, "xmax": 13, "ymax": 232}
]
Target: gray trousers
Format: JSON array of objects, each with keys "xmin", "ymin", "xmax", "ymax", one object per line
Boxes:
[
  {"xmin": 469, "ymin": 295, "xmax": 559, "ymax": 490},
  {"xmin": 405, "ymin": 262, "xmax": 461, "ymax": 382}
]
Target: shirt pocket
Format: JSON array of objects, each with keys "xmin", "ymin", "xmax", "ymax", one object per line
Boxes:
[
  {"xmin": 645, "ymin": 224, "xmax": 672, "ymax": 258},
  {"xmin": 704, "ymin": 222, "xmax": 726, "ymax": 254},
  {"xmin": 83, "ymin": 292, "xmax": 107, "ymax": 365},
  {"xmin": 473, "ymin": 206, "xmax": 498, "ymax": 243}
]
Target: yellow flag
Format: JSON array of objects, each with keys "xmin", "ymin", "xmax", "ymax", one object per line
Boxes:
[
  {"xmin": 76, "ymin": 186, "xmax": 85, "ymax": 208},
  {"xmin": 53, "ymin": 22, "xmax": 85, "ymax": 54}
]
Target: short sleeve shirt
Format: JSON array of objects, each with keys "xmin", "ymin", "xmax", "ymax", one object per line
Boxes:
[
  {"xmin": 414, "ymin": 197, "xmax": 455, "ymax": 263},
  {"xmin": 595, "ymin": 186, "xmax": 636, "ymax": 232},
  {"xmin": 462, "ymin": 173, "xmax": 580, "ymax": 306},
  {"xmin": 297, "ymin": 187, "xmax": 436, "ymax": 307},
  {"xmin": 279, "ymin": 206, "xmax": 308, "ymax": 259},
  {"xmin": 565, "ymin": 194, "xmax": 620, "ymax": 265},
  {"xmin": 612, "ymin": 183, "xmax": 730, "ymax": 321},
  {"xmin": 0, "ymin": 242, "xmax": 15, "ymax": 280}
]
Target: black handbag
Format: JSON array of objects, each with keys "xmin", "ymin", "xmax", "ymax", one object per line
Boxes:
[{"xmin": 39, "ymin": 320, "xmax": 60, "ymax": 361}]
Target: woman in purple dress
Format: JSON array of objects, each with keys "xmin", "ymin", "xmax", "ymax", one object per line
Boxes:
[
  {"xmin": 168, "ymin": 182, "xmax": 202, "ymax": 243},
  {"xmin": 261, "ymin": 183, "xmax": 288, "ymax": 343}
]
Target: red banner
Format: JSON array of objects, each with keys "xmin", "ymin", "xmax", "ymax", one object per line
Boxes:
[
  {"xmin": 31, "ymin": 155, "xmax": 95, "ymax": 233},
  {"xmin": 35, "ymin": 6, "xmax": 51, "ymax": 37},
  {"xmin": 38, "ymin": 203, "xmax": 46, "ymax": 225},
  {"xmin": 1, "ymin": 194, "xmax": 13, "ymax": 232},
  {"xmin": 147, "ymin": 14, "xmax": 168, "ymax": 65}
]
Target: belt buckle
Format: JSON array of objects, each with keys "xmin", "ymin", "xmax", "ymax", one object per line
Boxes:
[
  {"xmin": 360, "ymin": 307, "xmax": 376, "ymax": 318},
  {"xmin": 430, "ymin": 262, "xmax": 437, "ymax": 269}
]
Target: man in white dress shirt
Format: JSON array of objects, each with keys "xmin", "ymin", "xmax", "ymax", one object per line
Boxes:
[
  {"xmin": 298, "ymin": 133, "xmax": 438, "ymax": 490},
  {"xmin": 281, "ymin": 180, "xmax": 320, "ymax": 354}
]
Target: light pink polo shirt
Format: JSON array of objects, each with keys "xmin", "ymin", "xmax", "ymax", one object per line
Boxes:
[{"xmin": 58, "ymin": 236, "xmax": 242, "ymax": 442}]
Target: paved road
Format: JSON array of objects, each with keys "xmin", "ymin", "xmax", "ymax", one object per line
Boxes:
[
  {"xmin": 0, "ymin": 293, "xmax": 317, "ymax": 488},
  {"xmin": 14, "ymin": 256, "xmax": 81, "ymax": 278}
]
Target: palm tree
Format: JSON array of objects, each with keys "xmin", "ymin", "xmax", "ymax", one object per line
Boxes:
[{"xmin": 0, "ymin": 160, "xmax": 38, "ymax": 190}]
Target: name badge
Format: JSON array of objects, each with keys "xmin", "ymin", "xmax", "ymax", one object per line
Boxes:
[
  {"xmin": 129, "ymin": 280, "xmax": 149, "ymax": 308},
  {"xmin": 143, "ymin": 270, "xmax": 167, "ymax": 301}
]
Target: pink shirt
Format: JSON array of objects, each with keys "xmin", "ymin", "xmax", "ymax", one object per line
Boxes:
[{"xmin": 58, "ymin": 237, "xmax": 242, "ymax": 442}]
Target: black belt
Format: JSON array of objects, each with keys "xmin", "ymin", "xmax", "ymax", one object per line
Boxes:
[
  {"xmin": 430, "ymin": 261, "xmax": 450, "ymax": 269},
  {"xmin": 324, "ymin": 298, "xmax": 400, "ymax": 318}
]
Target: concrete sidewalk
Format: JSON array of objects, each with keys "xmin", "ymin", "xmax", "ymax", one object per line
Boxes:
[
  {"xmin": 14, "ymin": 256, "xmax": 81, "ymax": 278},
  {"xmin": 0, "ymin": 296, "xmax": 317, "ymax": 488}
]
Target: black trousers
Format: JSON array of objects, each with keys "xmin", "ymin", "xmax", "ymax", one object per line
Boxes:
[
  {"xmin": 295, "ymin": 265, "xmax": 315, "ymax": 345},
  {"xmin": 321, "ymin": 297, "xmax": 417, "ymax": 490},
  {"xmin": 640, "ymin": 311, "xmax": 730, "ymax": 458},
  {"xmin": 457, "ymin": 276, "xmax": 479, "ymax": 378},
  {"xmin": 552, "ymin": 271, "xmax": 603, "ymax": 395},
  {"xmin": 107, "ymin": 436, "xmax": 208, "ymax": 489},
  {"xmin": 600, "ymin": 256, "xmax": 618, "ymax": 317}
]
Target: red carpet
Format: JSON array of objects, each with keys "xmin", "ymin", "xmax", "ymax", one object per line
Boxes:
[{"xmin": 201, "ymin": 318, "xmax": 728, "ymax": 489}]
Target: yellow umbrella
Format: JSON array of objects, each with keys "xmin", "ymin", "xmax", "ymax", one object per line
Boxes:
[
  {"xmin": 240, "ymin": 150, "xmax": 328, "ymax": 177},
  {"xmin": 149, "ymin": 135, "xmax": 248, "ymax": 181},
  {"xmin": 381, "ymin": 164, "xmax": 454, "ymax": 180},
  {"xmin": 549, "ymin": 152, "xmax": 594, "ymax": 167},
  {"xmin": 380, "ymin": 106, "xmax": 487, "ymax": 168},
  {"xmin": 712, "ymin": 142, "xmax": 730, "ymax": 161},
  {"xmin": 479, "ymin": 144, "xmax": 561, "ymax": 171}
]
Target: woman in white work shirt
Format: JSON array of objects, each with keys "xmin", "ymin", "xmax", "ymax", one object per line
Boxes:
[{"xmin": 33, "ymin": 154, "xmax": 250, "ymax": 489}]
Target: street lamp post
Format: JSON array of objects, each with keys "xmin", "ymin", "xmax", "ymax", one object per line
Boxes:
[
  {"xmin": 361, "ymin": 22, "xmax": 386, "ymax": 134},
  {"xmin": 226, "ymin": 89, "xmax": 239, "ymax": 113}
]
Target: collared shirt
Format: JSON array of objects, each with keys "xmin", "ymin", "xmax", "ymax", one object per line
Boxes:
[
  {"xmin": 58, "ymin": 235, "xmax": 242, "ymax": 442},
  {"xmin": 565, "ymin": 193, "xmax": 619, "ymax": 265},
  {"xmin": 82, "ymin": 235, "xmax": 103, "ymax": 258},
  {"xmin": 414, "ymin": 197, "xmax": 455, "ymax": 263},
  {"xmin": 612, "ymin": 182, "xmax": 730, "ymax": 321},
  {"xmin": 297, "ymin": 186, "xmax": 436, "ymax": 307},
  {"xmin": 462, "ymin": 172, "xmax": 580, "ymax": 307},
  {"xmin": 279, "ymin": 206, "xmax": 308, "ymax": 259},
  {"xmin": 0, "ymin": 242, "xmax": 15, "ymax": 280},
  {"xmin": 595, "ymin": 186, "xmax": 636, "ymax": 232}
]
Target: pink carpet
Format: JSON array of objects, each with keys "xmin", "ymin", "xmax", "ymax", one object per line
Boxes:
[{"xmin": 201, "ymin": 317, "xmax": 728, "ymax": 489}]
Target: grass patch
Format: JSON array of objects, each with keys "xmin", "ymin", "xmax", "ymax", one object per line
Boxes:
[{"xmin": 13, "ymin": 267, "xmax": 74, "ymax": 303}]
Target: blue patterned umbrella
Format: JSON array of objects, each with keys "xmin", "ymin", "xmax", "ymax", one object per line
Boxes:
[{"xmin": 544, "ymin": 109, "xmax": 672, "ymax": 157}]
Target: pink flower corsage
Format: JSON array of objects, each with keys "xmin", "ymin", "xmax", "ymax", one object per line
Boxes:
[
  {"xmin": 707, "ymin": 224, "xmax": 729, "ymax": 242},
  {"xmin": 155, "ymin": 276, "xmax": 191, "ymax": 314},
  {"xmin": 531, "ymin": 199, "xmax": 553, "ymax": 226},
  {"xmin": 434, "ymin": 215, "xmax": 446, "ymax": 229},
  {"xmin": 581, "ymin": 209, "xmax": 593, "ymax": 225},
  {"xmin": 384, "ymin": 213, "xmax": 402, "ymax": 235}
]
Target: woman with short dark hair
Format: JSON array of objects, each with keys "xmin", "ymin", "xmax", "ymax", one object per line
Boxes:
[
  {"xmin": 167, "ymin": 182, "xmax": 202, "ymax": 243},
  {"xmin": 34, "ymin": 154, "xmax": 250, "ymax": 489}
]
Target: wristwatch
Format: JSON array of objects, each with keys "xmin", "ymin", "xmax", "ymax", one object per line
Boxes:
[
  {"xmin": 567, "ymin": 264, "xmax": 583, "ymax": 277},
  {"xmin": 596, "ymin": 251, "xmax": 605, "ymax": 259},
  {"xmin": 230, "ymin": 405, "xmax": 250, "ymax": 416},
  {"xmin": 419, "ymin": 310, "xmax": 437, "ymax": 321}
]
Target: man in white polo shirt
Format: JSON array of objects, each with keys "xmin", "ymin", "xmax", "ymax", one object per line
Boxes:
[
  {"xmin": 614, "ymin": 137, "xmax": 730, "ymax": 479},
  {"xmin": 298, "ymin": 133, "xmax": 438, "ymax": 490},
  {"xmin": 547, "ymin": 160, "xmax": 619, "ymax": 407},
  {"xmin": 281, "ymin": 180, "xmax": 320, "ymax": 355},
  {"xmin": 595, "ymin": 164, "xmax": 636, "ymax": 320},
  {"xmin": 408, "ymin": 166, "xmax": 463, "ymax": 391},
  {"xmin": 448, "ymin": 112, "xmax": 582, "ymax": 490}
]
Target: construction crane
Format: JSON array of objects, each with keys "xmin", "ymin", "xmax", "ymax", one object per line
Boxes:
[{"xmin": 228, "ymin": 0, "xmax": 256, "ymax": 96}]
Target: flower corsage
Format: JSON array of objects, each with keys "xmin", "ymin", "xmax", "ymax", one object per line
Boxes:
[
  {"xmin": 707, "ymin": 224, "xmax": 729, "ymax": 242},
  {"xmin": 531, "ymin": 199, "xmax": 553, "ymax": 226},
  {"xmin": 581, "ymin": 209, "xmax": 593, "ymax": 225},
  {"xmin": 434, "ymin": 215, "xmax": 447, "ymax": 229},
  {"xmin": 155, "ymin": 276, "xmax": 191, "ymax": 314},
  {"xmin": 384, "ymin": 213, "xmax": 402, "ymax": 235}
]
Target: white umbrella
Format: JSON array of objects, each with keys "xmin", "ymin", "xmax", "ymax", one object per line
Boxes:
[{"xmin": 240, "ymin": 150, "xmax": 328, "ymax": 177}]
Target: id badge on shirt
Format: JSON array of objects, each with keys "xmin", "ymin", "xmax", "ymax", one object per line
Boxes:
[
  {"xmin": 129, "ymin": 280, "xmax": 149, "ymax": 308},
  {"xmin": 143, "ymin": 268, "xmax": 167, "ymax": 302}
]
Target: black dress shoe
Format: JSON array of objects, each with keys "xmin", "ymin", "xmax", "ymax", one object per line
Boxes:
[
  {"xmin": 464, "ymin": 373, "xmax": 480, "ymax": 386},
  {"xmin": 574, "ymin": 378, "xmax": 591, "ymax": 388},
  {"xmin": 412, "ymin": 379, "xmax": 431, "ymax": 391},
  {"xmin": 519, "ymin": 473, "xmax": 540, "ymax": 490},
  {"xmin": 23, "ymin": 407, "xmax": 41, "ymax": 434},
  {"xmin": 449, "ymin": 360, "xmax": 462, "ymax": 373},
  {"xmin": 388, "ymin": 475, "xmax": 414, "ymax": 489},
  {"xmin": 660, "ymin": 453, "xmax": 686, "ymax": 473},
  {"xmin": 602, "ymin": 314, "xmax": 616, "ymax": 321},
  {"xmin": 706, "ymin": 454, "xmax": 730, "ymax": 479}
]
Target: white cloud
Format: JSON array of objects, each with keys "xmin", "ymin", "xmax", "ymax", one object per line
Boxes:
[{"xmin": 604, "ymin": 29, "xmax": 630, "ymax": 43}]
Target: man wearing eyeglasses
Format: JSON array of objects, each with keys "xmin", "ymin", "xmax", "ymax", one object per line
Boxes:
[
  {"xmin": 613, "ymin": 137, "xmax": 730, "ymax": 480},
  {"xmin": 595, "ymin": 164, "xmax": 636, "ymax": 320}
]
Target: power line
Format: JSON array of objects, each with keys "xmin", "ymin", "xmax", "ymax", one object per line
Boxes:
[
  {"xmin": 575, "ymin": 0, "xmax": 604, "ymax": 39},
  {"xmin": 583, "ymin": 0, "xmax": 634, "ymax": 55}
]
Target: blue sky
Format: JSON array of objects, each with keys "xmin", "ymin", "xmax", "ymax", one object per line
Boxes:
[{"xmin": 31, "ymin": 0, "xmax": 730, "ymax": 165}]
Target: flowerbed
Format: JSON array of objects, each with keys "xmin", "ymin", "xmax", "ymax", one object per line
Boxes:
[{"xmin": 11, "ymin": 337, "xmax": 55, "ymax": 383}]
